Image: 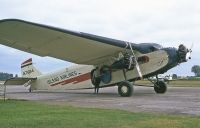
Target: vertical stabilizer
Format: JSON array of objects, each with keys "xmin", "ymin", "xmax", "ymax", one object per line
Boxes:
[{"xmin": 21, "ymin": 58, "xmax": 42, "ymax": 78}]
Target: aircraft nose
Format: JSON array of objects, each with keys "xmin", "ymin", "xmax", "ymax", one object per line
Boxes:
[
  {"xmin": 164, "ymin": 44, "xmax": 191, "ymax": 67},
  {"xmin": 154, "ymin": 45, "xmax": 191, "ymax": 74},
  {"xmin": 157, "ymin": 47, "xmax": 180, "ymax": 74}
]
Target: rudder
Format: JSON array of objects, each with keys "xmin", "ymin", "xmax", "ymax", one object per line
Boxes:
[{"xmin": 21, "ymin": 58, "xmax": 42, "ymax": 78}]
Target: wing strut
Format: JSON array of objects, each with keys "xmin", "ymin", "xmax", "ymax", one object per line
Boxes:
[{"xmin": 127, "ymin": 42, "xmax": 143, "ymax": 79}]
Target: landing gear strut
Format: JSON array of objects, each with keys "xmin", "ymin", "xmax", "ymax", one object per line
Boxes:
[
  {"xmin": 149, "ymin": 75, "xmax": 167, "ymax": 94},
  {"xmin": 118, "ymin": 81, "xmax": 133, "ymax": 97}
]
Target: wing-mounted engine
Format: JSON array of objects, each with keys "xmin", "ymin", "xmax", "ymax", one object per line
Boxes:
[
  {"xmin": 110, "ymin": 52, "xmax": 136, "ymax": 70},
  {"xmin": 110, "ymin": 52, "xmax": 149, "ymax": 71}
]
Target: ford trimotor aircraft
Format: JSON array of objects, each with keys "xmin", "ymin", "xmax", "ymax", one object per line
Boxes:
[{"xmin": 0, "ymin": 19, "xmax": 192, "ymax": 97}]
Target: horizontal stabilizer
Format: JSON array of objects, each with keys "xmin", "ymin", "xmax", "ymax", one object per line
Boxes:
[{"xmin": 4, "ymin": 77, "xmax": 36, "ymax": 85}]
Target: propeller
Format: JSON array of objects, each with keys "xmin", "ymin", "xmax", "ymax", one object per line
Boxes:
[
  {"xmin": 128, "ymin": 42, "xmax": 143, "ymax": 79},
  {"xmin": 186, "ymin": 43, "xmax": 193, "ymax": 61},
  {"xmin": 178, "ymin": 43, "xmax": 193, "ymax": 62}
]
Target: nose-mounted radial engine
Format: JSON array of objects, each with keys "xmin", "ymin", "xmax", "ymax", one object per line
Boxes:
[{"xmin": 178, "ymin": 44, "xmax": 192, "ymax": 63}]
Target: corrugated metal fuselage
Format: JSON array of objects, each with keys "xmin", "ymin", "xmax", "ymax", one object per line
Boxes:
[{"xmin": 31, "ymin": 50, "xmax": 169, "ymax": 91}]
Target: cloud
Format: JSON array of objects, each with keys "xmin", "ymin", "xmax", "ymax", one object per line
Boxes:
[
  {"xmin": 0, "ymin": 45, "xmax": 71, "ymax": 75},
  {"xmin": 0, "ymin": 0, "xmax": 199, "ymax": 76}
]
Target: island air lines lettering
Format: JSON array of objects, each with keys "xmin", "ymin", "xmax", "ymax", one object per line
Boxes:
[
  {"xmin": 60, "ymin": 71, "xmax": 78, "ymax": 80},
  {"xmin": 47, "ymin": 71, "xmax": 78, "ymax": 85},
  {"xmin": 47, "ymin": 77, "xmax": 60, "ymax": 84},
  {"xmin": 48, "ymin": 71, "xmax": 91, "ymax": 87}
]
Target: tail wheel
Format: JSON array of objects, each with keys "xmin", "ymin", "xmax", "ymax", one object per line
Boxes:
[
  {"xmin": 154, "ymin": 81, "xmax": 167, "ymax": 94},
  {"xmin": 118, "ymin": 81, "xmax": 133, "ymax": 97}
]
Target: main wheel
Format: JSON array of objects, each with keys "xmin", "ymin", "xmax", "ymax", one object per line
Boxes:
[
  {"xmin": 118, "ymin": 81, "xmax": 133, "ymax": 97},
  {"xmin": 154, "ymin": 81, "xmax": 167, "ymax": 94}
]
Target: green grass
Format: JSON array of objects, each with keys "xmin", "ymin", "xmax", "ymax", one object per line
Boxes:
[
  {"xmin": 0, "ymin": 100, "xmax": 200, "ymax": 128},
  {"xmin": 168, "ymin": 80, "xmax": 200, "ymax": 87}
]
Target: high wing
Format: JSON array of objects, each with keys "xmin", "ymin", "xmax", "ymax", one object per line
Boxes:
[{"xmin": 0, "ymin": 19, "xmax": 133, "ymax": 65}]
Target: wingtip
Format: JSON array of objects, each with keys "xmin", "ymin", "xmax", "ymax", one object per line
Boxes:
[{"xmin": 0, "ymin": 18, "xmax": 26, "ymax": 23}]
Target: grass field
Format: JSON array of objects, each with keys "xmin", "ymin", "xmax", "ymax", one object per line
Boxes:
[
  {"xmin": 136, "ymin": 80, "xmax": 200, "ymax": 87},
  {"xmin": 0, "ymin": 100, "xmax": 200, "ymax": 128}
]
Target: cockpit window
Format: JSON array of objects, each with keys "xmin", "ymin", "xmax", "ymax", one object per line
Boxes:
[
  {"xmin": 133, "ymin": 43, "xmax": 163, "ymax": 54},
  {"xmin": 152, "ymin": 44, "xmax": 162, "ymax": 50}
]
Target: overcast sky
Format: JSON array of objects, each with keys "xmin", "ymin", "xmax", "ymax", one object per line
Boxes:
[{"xmin": 0, "ymin": 0, "xmax": 199, "ymax": 76}]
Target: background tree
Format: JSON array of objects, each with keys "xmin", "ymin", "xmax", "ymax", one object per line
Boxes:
[
  {"xmin": 191, "ymin": 65, "xmax": 200, "ymax": 77},
  {"xmin": 0, "ymin": 72, "xmax": 13, "ymax": 81},
  {"xmin": 172, "ymin": 74, "xmax": 178, "ymax": 79},
  {"xmin": 15, "ymin": 74, "xmax": 18, "ymax": 78}
]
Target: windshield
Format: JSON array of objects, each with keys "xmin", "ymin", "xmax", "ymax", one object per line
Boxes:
[{"xmin": 133, "ymin": 43, "xmax": 163, "ymax": 53}]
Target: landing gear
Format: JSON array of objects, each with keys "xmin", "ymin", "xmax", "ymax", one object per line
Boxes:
[
  {"xmin": 154, "ymin": 81, "xmax": 167, "ymax": 94},
  {"xmin": 148, "ymin": 75, "xmax": 167, "ymax": 94},
  {"xmin": 118, "ymin": 81, "xmax": 133, "ymax": 97}
]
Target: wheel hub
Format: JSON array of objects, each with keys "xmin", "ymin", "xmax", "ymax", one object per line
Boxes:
[{"xmin": 121, "ymin": 86, "xmax": 128, "ymax": 93}]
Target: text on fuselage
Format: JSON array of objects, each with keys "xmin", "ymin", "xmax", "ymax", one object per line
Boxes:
[{"xmin": 47, "ymin": 71, "xmax": 78, "ymax": 84}]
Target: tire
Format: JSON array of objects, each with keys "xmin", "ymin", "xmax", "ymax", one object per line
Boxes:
[
  {"xmin": 154, "ymin": 81, "xmax": 167, "ymax": 94},
  {"xmin": 118, "ymin": 81, "xmax": 133, "ymax": 97}
]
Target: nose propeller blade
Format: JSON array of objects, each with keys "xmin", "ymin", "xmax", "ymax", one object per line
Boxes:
[
  {"xmin": 190, "ymin": 43, "xmax": 194, "ymax": 51},
  {"xmin": 128, "ymin": 42, "xmax": 143, "ymax": 79},
  {"xmin": 186, "ymin": 43, "xmax": 193, "ymax": 60}
]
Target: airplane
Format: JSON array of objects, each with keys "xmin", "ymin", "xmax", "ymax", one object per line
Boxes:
[{"xmin": 0, "ymin": 19, "xmax": 192, "ymax": 97}]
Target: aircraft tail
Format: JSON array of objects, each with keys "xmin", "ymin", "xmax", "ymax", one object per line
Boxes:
[{"xmin": 21, "ymin": 58, "xmax": 42, "ymax": 78}]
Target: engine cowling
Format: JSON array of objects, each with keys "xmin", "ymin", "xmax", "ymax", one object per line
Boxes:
[{"xmin": 178, "ymin": 44, "xmax": 189, "ymax": 63}]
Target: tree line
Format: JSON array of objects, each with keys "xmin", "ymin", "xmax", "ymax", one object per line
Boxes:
[{"xmin": 0, "ymin": 72, "xmax": 14, "ymax": 81}]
